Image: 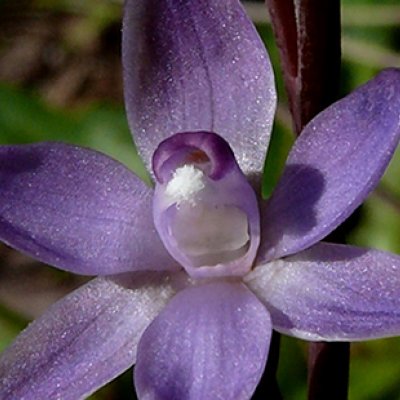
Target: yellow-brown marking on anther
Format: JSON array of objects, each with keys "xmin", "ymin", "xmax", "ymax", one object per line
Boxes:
[{"xmin": 186, "ymin": 150, "xmax": 210, "ymax": 164}]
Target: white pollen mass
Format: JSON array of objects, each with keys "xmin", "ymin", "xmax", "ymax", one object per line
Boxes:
[{"xmin": 165, "ymin": 165, "xmax": 205, "ymax": 204}]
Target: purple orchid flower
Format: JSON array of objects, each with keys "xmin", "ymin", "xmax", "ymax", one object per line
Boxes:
[{"xmin": 1, "ymin": 1, "xmax": 400, "ymax": 399}]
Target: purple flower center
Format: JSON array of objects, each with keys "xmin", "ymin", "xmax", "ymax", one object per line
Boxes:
[{"xmin": 152, "ymin": 131, "xmax": 260, "ymax": 279}]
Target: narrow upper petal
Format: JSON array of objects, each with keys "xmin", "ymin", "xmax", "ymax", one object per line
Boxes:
[
  {"xmin": 135, "ymin": 281, "xmax": 271, "ymax": 400},
  {"xmin": 0, "ymin": 142, "xmax": 178, "ymax": 275},
  {"xmin": 0, "ymin": 272, "xmax": 177, "ymax": 400},
  {"xmin": 246, "ymin": 242, "xmax": 400, "ymax": 341},
  {"xmin": 258, "ymin": 69, "xmax": 400, "ymax": 262},
  {"xmin": 122, "ymin": 0, "xmax": 276, "ymax": 180}
]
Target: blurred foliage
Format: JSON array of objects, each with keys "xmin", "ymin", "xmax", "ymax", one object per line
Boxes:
[
  {"xmin": 0, "ymin": 0, "xmax": 400, "ymax": 399},
  {"xmin": 0, "ymin": 83, "xmax": 150, "ymax": 183}
]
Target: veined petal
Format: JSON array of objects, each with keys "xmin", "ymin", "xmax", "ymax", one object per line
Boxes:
[
  {"xmin": 0, "ymin": 272, "xmax": 178, "ymax": 400},
  {"xmin": 246, "ymin": 242, "xmax": 400, "ymax": 341},
  {"xmin": 0, "ymin": 142, "xmax": 178, "ymax": 275},
  {"xmin": 258, "ymin": 69, "xmax": 400, "ymax": 262},
  {"xmin": 123, "ymin": 0, "xmax": 276, "ymax": 180},
  {"xmin": 135, "ymin": 282, "xmax": 271, "ymax": 400}
]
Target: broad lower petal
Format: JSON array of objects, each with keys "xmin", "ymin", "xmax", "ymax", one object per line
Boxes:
[
  {"xmin": 258, "ymin": 69, "xmax": 400, "ymax": 262},
  {"xmin": 0, "ymin": 272, "xmax": 177, "ymax": 400},
  {"xmin": 135, "ymin": 281, "xmax": 271, "ymax": 400},
  {"xmin": 0, "ymin": 142, "xmax": 178, "ymax": 275},
  {"xmin": 123, "ymin": 0, "xmax": 276, "ymax": 180},
  {"xmin": 247, "ymin": 242, "xmax": 400, "ymax": 341}
]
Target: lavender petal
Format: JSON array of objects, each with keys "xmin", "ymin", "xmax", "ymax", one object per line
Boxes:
[
  {"xmin": 122, "ymin": 0, "xmax": 276, "ymax": 180},
  {"xmin": 258, "ymin": 69, "xmax": 400, "ymax": 262},
  {"xmin": 0, "ymin": 142, "xmax": 178, "ymax": 275},
  {"xmin": 135, "ymin": 281, "xmax": 271, "ymax": 400},
  {"xmin": 0, "ymin": 272, "xmax": 177, "ymax": 400},
  {"xmin": 247, "ymin": 242, "xmax": 400, "ymax": 341}
]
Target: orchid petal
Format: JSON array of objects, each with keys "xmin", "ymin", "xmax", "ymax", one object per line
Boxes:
[
  {"xmin": 0, "ymin": 272, "xmax": 177, "ymax": 400},
  {"xmin": 0, "ymin": 142, "xmax": 178, "ymax": 275},
  {"xmin": 258, "ymin": 69, "xmax": 400, "ymax": 262},
  {"xmin": 135, "ymin": 282, "xmax": 271, "ymax": 400},
  {"xmin": 247, "ymin": 242, "xmax": 400, "ymax": 341},
  {"xmin": 122, "ymin": 0, "xmax": 276, "ymax": 181}
]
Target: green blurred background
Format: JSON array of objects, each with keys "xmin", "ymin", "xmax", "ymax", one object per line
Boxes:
[{"xmin": 0, "ymin": 0, "xmax": 400, "ymax": 399}]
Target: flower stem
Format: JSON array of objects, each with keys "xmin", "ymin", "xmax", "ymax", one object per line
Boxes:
[
  {"xmin": 266, "ymin": 0, "xmax": 341, "ymax": 135},
  {"xmin": 266, "ymin": 1, "xmax": 348, "ymax": 399},
  {"xmin": 307, "ymin": 342, "xmax": 350, "ymax": 400}
]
